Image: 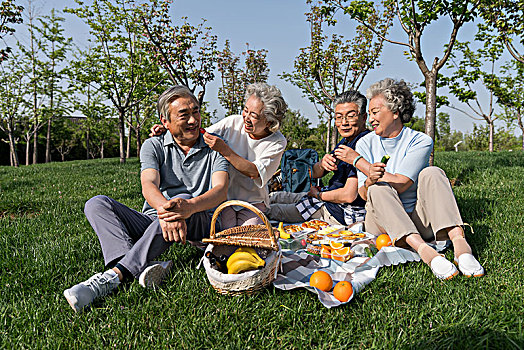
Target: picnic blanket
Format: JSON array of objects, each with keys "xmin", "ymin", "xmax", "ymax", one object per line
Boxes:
[{"xmin": 273, "ymin": 237, "xmax": 450, "ymax": 308}]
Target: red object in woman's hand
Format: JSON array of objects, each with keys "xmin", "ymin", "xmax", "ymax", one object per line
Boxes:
[{"xmin": 199, "ymin": 127, "xmax": 206, "ymax": 134}]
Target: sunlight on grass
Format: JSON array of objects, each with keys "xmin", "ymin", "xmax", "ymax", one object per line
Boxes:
[{"xmin": 1, "ymin": 153, "xmax": 523, "ymax": 348}]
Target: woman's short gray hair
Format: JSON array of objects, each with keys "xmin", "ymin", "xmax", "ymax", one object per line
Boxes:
[
  {"xmin": 157, "ymin": 85, "xmax": 198, "ymax": 122},
  {"xmin": 366, "ymin": 78, "xmax": 416, "ymax": 123},
  {"xmin": 244, "ymin": 83, "xmax": 288, "ymax": 133}
]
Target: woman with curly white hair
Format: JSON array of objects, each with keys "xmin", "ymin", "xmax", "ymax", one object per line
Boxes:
[
  {"xmin": 338, "ymin": 78, "xmax": 484, "ymax": 280},
  {"xmin": 153, "ymin": 82, "xmax": 288, "ymax": 229}
]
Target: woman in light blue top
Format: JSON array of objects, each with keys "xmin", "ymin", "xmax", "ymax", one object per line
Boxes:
[{"xmin": 339, "ymin": 78, "xmax": 484, "ymax": 280}]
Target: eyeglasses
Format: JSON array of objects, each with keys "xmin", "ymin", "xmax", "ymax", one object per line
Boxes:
[{"xmin": 334, "ymin": 112, "xmax": 359, "ymax": 123}]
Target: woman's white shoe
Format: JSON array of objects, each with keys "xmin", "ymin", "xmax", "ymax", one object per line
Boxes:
[{"xmin": 454, "ymin": 253, "xmax": 484, "ymax": 277}]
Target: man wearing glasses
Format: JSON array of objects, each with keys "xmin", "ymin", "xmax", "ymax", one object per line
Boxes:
[{"xmin": 267, "ymin": 90, "xmax": 370, "ymax": 225}]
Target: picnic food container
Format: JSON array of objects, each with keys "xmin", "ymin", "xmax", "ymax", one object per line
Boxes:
[{"xmin": 202, "ymin": 200, "xmax": 281, "ymax": 295}]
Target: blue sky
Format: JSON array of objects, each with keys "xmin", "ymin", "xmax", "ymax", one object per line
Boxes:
[{"xmin": 12, "ymin": 0, "xmax": 513, "ymax": 134}]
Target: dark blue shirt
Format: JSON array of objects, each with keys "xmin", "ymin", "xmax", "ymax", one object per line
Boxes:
[{"xmin": 323, "ymin": 130, "xmax": 370, "ymax": 224}]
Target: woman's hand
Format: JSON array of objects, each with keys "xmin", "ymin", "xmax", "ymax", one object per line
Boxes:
[
  {"xmin": 334, "ymin": 145, "xmax": 359, "ymax": 165},
  {"xmin": 203, "ymin": 132, "xmax": 229, "ymax": 155},
  {"xmin": 149, "ymin": 124, "xmax": 166, "ymax": 137},
  {"xmin": 368, "ymin": 162, "xmax": 386, "ymax": 186}
]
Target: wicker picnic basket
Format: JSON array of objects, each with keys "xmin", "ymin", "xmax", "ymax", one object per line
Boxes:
[{"xmin": 202, "ymin": 200, "xmax": 281, "ymax": 295}]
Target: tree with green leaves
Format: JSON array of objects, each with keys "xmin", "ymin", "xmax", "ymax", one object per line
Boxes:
[
  {"xmin": 139, "ymin": 0, "xmax": 218, "ymax": 105},
  {"xmin": 18, "ymin": 1, "xmax": 45, "ymax": 165},
  {"xmin": 0, "ymin": 0, "xmax": 23, "ymax": 62},
  {"xmin": 0, "ymin": 53, "xmax": 25, "ymax": 167},
  {"xmin": 35, "ymin": 9, "xmax": 72, "ymax": 163},
  {"xmin": 217, "ymin": 41, "xmax": 269, "ymax": 116},
  {"xmin": 490, "ymin": 60, "xmax": 524, "ymax": 150},
  {"xmin": 280, "ymin": 109, "xmax": 314, "ymax": 149},
  {"xmin": 282, "ymin": 1, "xmax": 391, "ymax": 152},
  {"xmin": 479, "ymin": 0, "xmax": 523, "ymax": 64},
  {"xmin": 442, "ymin": 36, "xmax": 505, "ymax": 152},
  {"xmin": 322, "ymin": 0, "xmax": 482, "ymax": 162},
  {"xmin": 66, "ymin": 0, "xmax": 165, "ymax": 164}
]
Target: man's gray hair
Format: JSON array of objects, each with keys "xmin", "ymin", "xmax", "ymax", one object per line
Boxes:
[
  {"xmin": 157, "ymin": 86, "xmax": 199, "ymax": 122},
  {"xmin": 333, "ymin": 90, "xmax": 367, "ymax": 116},
  {"xmin": 244, "ymin": 82, "xmax": 288, "ymax": 133},
  {"xmin": 366, "ymin": 78, "xmax": 416, "ymax": 123}
]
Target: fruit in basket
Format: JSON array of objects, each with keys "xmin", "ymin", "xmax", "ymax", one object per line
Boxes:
[
  {"xmin": 309, "ymin": 271, "xmax": 333, "ymax": 292},
  {"xmin": 376, "ymin": 234, "xmax": 392, "ymax": 250},
  {"xmin": 227, "ymin": 247, "xmax": 265, "ymax": 274},
  {"xmin": 227, "ymin": 259, "xmax": 263, "ymax": 274},
  {"xmin": 333, "ymin": 281, "xmax": 353, "ymax": 302}
]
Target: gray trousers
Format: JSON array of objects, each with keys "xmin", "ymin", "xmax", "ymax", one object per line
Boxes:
[
  {"xmin": 84, "ymin": 195, "xmax": 210, "ymax": 278},
  {"xmin": 266, "ymin": 191, "xmax": 342, "ymax": 225}
]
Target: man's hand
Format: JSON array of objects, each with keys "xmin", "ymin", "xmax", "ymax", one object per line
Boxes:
[
  {"xmin": 149, "ymin": 124, "xmax": 166, "ymax": 137},
  {"xmin": 157, "ymin": 197, "xmax": 194, "ymax": 222},
  {"xmin": 334, "ymin": 145, "xmax": 359, "ymax": 165},
  {"xmin": 159, "ymin": 218, "xmax": 187, "ymax": 243},
  {"xmin": 202, "ymin": 132, "xmax": 229, "ymax": 155},
  {"xmin": 307, "ymin": 185, "xmax": 321, "ymax": 200},
  {"xmin": 320, "ymin": 153, "xmax": 338, "ymax": 172}
]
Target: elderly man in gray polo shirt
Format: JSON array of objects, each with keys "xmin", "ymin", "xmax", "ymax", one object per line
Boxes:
[{"xmin": 63, "ymin": 86, "xmax": 229, "ymax": 312}]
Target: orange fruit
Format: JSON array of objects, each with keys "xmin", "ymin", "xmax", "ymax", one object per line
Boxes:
[
  {"xmin": 320, "ymin": 245, "xmax": 332, "ymax": 259},
  {"xmin": 332, "ymin": 247, "xmax": 352, "ymax": 262},
  {"xmin": 333, "ymin": 281, "xmax": 353, "ymax": 302},
  {"xmin": 309, "ymin": 271, "xmax": 333, "ymax": 292},
  {"xmin": 376, "ymin": 234, "xmax": 392, "ymax": 250},
  {"xmin": 329, "ymin": 241, "xmax": 344, "ymax": 250}
]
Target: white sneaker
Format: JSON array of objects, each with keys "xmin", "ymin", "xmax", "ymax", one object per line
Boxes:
[
  {"xmin": 139, "ymin": 261, "xmax": 173, "ymax": 288},
  {"xmin": 454, "ymin": 253, "xmax": 484, "ymax": 277},
  {"xmin": 63, "ymin": 270, "xmax": 120, "ymax": 312},
  {"xmin": 430, "ymin": 255, "xmax": 459, "ymax": 280}
]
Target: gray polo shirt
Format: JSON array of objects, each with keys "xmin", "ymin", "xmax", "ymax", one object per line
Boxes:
[{"xmin": 140, "ymin": 132, "xmax": 229, "ymax": 216}]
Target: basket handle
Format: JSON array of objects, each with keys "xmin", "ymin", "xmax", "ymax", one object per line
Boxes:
[{"xmin": 209, "ymin": 200, "xmax": 277, "ymax": 244}]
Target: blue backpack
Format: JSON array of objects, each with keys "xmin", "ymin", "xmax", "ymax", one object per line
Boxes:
[{"xmin": 280, "ymin": 149, "xmax": 319, "ymax": 193}]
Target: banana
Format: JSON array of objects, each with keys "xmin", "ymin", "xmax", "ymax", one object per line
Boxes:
[
  {"xmin": 226, "ymin": 247, "xmax": 266, "ymax": 273},
  {"xmin": 278, "ymin": 222, "xmax": 291, "ymax": 239},
  {"xmin": 226, "ymin": 251, "xmax": 261, "ymax": 271},
  {"xmin": 235, "ymin": 247, "xmax": 265, "ymax": 265},
  {"xmin": 227, "ymin": 259, "xmax": 262, "ymax": 274}
]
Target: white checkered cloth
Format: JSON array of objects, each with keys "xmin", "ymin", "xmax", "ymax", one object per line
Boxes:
[
  {"xmin": 295, "ymin": 195, "xmax": 323, "ymax": 220},
  {"xmin": 273, "ymin": 239, "xmax": 450, "ymax": 308}
]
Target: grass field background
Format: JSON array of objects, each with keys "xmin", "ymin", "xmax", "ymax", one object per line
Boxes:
[{"xmin": 1, "ymin": 151, "xmax": 523, "ymax": 349}]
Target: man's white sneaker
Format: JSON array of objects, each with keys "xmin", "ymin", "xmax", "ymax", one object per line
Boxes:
[
  {"xmin": 63, "ymin": 269, "xmax": 120, "ymax": 312},
  {"xmin": 139, "ymin": 260, "xmax": 173, "ymax": 288},
  {"xmin": 454, "ymin": 253, "xmax": 484, "ymax": 277},
  {"xmin": 430, "ymin": 255, "xmax": 459, "ymax": 280}
]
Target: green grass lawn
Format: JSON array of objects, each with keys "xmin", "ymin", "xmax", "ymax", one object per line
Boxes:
[{"xmin": 1, "ymin": 151, "xmax": 523, "ymax": 349}]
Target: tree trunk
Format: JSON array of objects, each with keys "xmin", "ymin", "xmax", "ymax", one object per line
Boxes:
[
  {"xmin": 126, "ymin": 128, "xmax": 131, "ymax": 159},
  {"xmin": 101, "ymin": 140, "xmax": 105, "ymax": 159},
  {"xmin": 424, "ymin": 72, "xmax": 437, "ymax": 166},
  {"xmin": 488, "ymin": 121, "xmax": 494, "ymax": 152},
  {"xmin": 136, "ymin": 125, "xmax": 142, "ymax": 157},
  {"xmin": 86, "ymin": 126, "xmax": 90, "ymax": 159},
  {"xmin": 118, "ymin": 109, "xmax": 126, "ymax": 163},
  {"xmin": 25, "ymin": 138, "xmax": 30, "ymax": 166},
  {"xmin": 45, "ymin": 117, "xmax": 52, "ymax": 163},
  {"xmin": 33, "ymin": 128, "xmax": 38, "ymax": 164},
  {"xmin": 8, "ymin": 132, "xmax": 19, "ymax": 167},
  {"xmin": 325, "ymin": 116, "xmax": 331, "ymax": 153}
]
